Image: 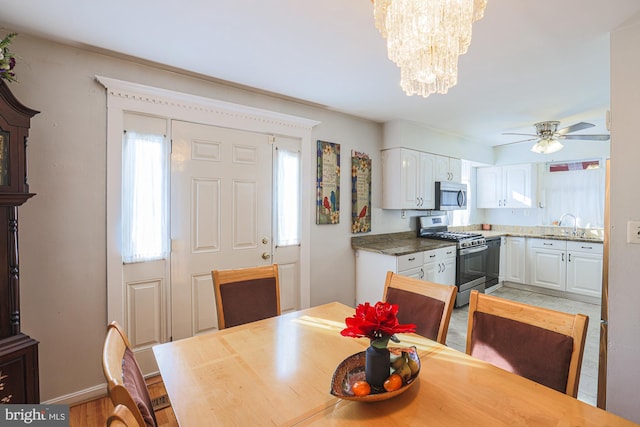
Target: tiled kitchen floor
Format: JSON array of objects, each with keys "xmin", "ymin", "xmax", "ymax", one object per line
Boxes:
[{"xmin": 445, "ymin": 285, "xmax": 602, "ymax": 406}]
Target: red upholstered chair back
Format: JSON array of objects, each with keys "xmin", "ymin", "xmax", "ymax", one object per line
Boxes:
[
  {"xmin": 212, "ymin": 264, "xmax": 281, "ymax": 329},
  {"xmin": 102, "ymin": 321, "xmax": 158, "ymax": 427},
  {"xmin": 465, "ymin": 290, "xmax": 588, "ymax": 397},
  {"xmin": 382, "ymin": 271, "xmax": 457, "ymax": 345}
]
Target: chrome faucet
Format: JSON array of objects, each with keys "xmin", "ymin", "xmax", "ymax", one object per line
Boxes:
[{"xmin": 559, "ymin": 213, "xmax": 577, "ymax": 236}]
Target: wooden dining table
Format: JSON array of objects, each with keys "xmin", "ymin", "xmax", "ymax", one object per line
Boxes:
[{"xmin": 153, "ymin": 302, "xmax": 638, "ymax": 426}]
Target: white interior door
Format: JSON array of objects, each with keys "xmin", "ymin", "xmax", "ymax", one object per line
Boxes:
[{"xmin": 170, "ymin": 121, "xmax": 273, "ymax": 340}]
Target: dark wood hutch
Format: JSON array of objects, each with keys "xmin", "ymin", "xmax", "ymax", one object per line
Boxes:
[{"xmin": 0, "ymin": 79, "xmax": 39, "ymax": 403}]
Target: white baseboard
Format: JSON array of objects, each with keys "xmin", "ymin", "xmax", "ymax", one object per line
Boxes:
[
  {"xmin": 42, "ymin": 383, "xmax": 107, "ymax": 406},
  {"xmin": 41, "ymin": 371, "xmax": 161, "ymax": 406}
]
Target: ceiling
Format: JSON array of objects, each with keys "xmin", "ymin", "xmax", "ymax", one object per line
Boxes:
[{"xmin": 1, "ymin": 0, "xmax": 639, "ymax": 147}]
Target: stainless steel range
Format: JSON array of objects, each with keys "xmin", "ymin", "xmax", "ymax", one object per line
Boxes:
[{"xmin": 418, "ymin": 216, "xmax": 487, "ymax": 307}]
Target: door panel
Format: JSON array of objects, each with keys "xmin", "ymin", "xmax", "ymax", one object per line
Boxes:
[{"xmin": 171, "ymin": 121, "xmax": 272, "ymax": 340}]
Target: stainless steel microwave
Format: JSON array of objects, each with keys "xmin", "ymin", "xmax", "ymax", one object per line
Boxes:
[{"xmin": 435, "ymin": 181, "xmax": 467, "ymax": 211}]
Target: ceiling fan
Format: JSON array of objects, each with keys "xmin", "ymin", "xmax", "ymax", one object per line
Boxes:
[{"xmin": 500, "ymin": 121, "xmax": 610, "ymax": 154}]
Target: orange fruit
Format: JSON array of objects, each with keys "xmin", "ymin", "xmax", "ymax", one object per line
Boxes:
[
  {"xmin": 352, "ymin": 380, "xmax": 371, "ymax": 396},
  {"xmin": 384, "ymin": 373, "xmax": 403, "ymax": 392}
]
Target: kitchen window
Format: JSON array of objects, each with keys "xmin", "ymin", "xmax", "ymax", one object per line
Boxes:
[{"xmin": 543, "ymin": 159, "xmax": 604, "ymax": 228}]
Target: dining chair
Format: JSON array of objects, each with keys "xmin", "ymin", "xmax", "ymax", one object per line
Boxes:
[
  {"xmin": 465, "ymin": 290, "xmax": 589, "ymax": 397},
  {"xmin": 212, "ymin": 264, "xmax": 281, "ymax": 329},
  {"xmin": 382, "ymin": 271, "xmax": 458, "ymax": 345},
  {"xmin": 107, "ymin": 404, "xmax": 139, "ymax": 427},
  {"xmin": 102, "ymin": 321, "xmax": 158, "ymax": 427}
]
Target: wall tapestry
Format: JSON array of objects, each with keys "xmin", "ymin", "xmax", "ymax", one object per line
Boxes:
[
  {"xmin": 316, "ymin": 140, "xmax": 340, "ymax": 224},
  {"xmin": 351, "ymin": 150, "xmax": 371, "ymax": 233}
]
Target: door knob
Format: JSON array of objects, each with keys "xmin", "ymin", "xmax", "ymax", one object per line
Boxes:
[
  {"xmin": 262, "ymin": 237, "xmax": 269, "ymax": 244},
  {"xmin": 262, "ymin": 252, "xmax": 271, "ymax": 260}
]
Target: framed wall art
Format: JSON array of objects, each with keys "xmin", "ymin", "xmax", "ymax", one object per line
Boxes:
[
  {"xmin": 316, "ymin": 140, "xmax": 340, "ymax": 224},
  {"xmin": 351, "ymin": 150, "xmax": 371, "ymax": 233}
]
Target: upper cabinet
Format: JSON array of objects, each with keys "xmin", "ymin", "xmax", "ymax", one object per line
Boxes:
[
  {"xmin": 434, "ymin": 155, "xmax": 461, "ymax": 182},
  {"xmin": 476, "ymin": 164, "xmax": 536, "ymax": 209},
  {"xmin": 382, "ymin": 148, "xmax": 436, "ymax": 209}
]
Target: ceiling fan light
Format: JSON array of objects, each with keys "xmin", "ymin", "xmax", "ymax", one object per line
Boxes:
[{"xmin": 531, "ymin": 138, "xmax": 563, "ymax": 154}]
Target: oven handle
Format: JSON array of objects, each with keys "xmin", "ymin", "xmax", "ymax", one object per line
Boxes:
[{"xmin": 458, "ymin": 245, "xmax": 488, "ymax": 256}]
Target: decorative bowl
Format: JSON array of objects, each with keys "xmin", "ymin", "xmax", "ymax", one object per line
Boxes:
[{"xmin": 330, "ymin": 346, "xmax": 420, "ymax": 402}]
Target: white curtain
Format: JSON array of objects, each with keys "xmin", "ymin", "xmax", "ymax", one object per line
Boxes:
[
  {"xmin": 275, "ymin": 147, "xmax": 301, "ymax": 246},
  {"xmin": 122, "ymin": 131, "xmax": 169, "ymax": 263},
  {"xmin": 543, "ymin": 166, "xmax": 604, "ymax": 228}
]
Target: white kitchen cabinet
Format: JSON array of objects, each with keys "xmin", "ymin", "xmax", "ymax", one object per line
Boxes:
[
  {"xmin": 382, "ymin": 148, "xmax": 435, "ymax": 209},
  {"xmin": 529, "ymin": 238, "xmax": 567, "ymax": 291},
  {"xmin": 498, "ymin": 236, "xmax": 506, "ymax": 283},
  {"xmin": 355, "ymin": 245, "xmax": 457, "ymax": 305},
  {"xmin": 434, "ymin": 155, "xmax": 462, "ymax": 183},
  {"xmin": 476, "ymin": 164, "xmax": 535, "ymax": 209},
  {"xmin": 505, "ymin": 236, "xmax": 527, "ymax": 283},
  {"xmin": 528, "ymin": 238, "xmax": 603, "ymax": 297},
  {"xmin": 566, "ymin": 241, "xmax": 603, "ymax": 297},
  {"xmin": 423, "ymin": 246, "xmax": 456, "ymax": 285}
]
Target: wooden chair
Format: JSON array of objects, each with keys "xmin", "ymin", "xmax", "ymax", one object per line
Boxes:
[
  {"xmin": 102, "ymin": 321, "xmax": 157, "ymax": 427},
  {"xmin": 465, "ymin": 290, "xmax": 588, "ymax": 397},
  {"xmin": 212, "ymin": 264, "xmax": 281, "ymax": 329},
  {"xmin": 382, "ymin": 271, "xmax": 457, "ymax": 345},
  {"xmin": 107, "ymin": 404, "xmax": 139, "ymax": 427}
]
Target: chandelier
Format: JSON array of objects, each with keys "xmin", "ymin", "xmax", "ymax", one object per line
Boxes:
[{"xmin": 372, "ymin": 0, "xmax": 487, "ymax": 97}]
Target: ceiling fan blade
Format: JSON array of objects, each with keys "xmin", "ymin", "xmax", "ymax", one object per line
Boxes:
[
  {"xmin": 561, "ymin": 134, "xmax": 610, "ymax": 141},
  {"xmin": 501, "ymin": 132, "xmax": 537, "ymax": 137},
  {"xmin": 495, "ymin": 137, "xmax": 539, "ymax": 147},
  {"xmin": 557, "ymin": 122, "xmax": 595, "ymax": 135}
]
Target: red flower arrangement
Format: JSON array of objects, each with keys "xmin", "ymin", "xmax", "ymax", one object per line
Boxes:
[{"xmin": 341, "ymin": 301, "xmax": 416, "ymax": 348}]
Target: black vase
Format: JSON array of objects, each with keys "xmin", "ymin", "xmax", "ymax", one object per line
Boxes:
[{"xmin": 365, "ymin": 345, "xmax": 390, "ymax": 388}]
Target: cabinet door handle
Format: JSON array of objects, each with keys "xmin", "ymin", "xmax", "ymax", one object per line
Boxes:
[
  {"xmin": 581, "ymin": 246, "xmax": 592, "ymax": 250},
  {"xmin": 419, "ymin": 268, "xmax": 424, "ymax": 279},
  {"xmin": 441, "ymin": 262, "xmax": 445, "ymax": 272},
  {"xmin": 562, "ymin": 253, "xmax": 565, "ymax": 261},
  {"xmin": 568, "ymin": 254, "xmax": 572, "ymax": 262},
  {"xmin": 543, "ymin": 243, "xmax": 553, "ymax": 246},
  {"xmin": 429, "ymin": 254, "xmax": 437, "ymax": 258},
  {"xmin": 408, "ymin": 257, "xmax": 415, "ymax": 262}
]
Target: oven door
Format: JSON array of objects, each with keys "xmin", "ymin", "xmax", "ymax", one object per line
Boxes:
[{"xmin": 456, "ymin": 244, "xmax": 487, "ymax": 306}]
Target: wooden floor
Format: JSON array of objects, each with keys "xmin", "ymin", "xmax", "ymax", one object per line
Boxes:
[{"xmin": 69, "ymin": 376, "xmax": 178, "ymax": 427}]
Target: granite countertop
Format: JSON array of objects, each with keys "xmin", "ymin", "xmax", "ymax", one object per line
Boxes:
[
  {"xmin": 352, "ymin": 229, "xmax": 603, "ymax": 257},
  {"xmin": 351, "ymin": 231, "xmax": 456, "ymax": 256},
  {"xmin": 477, "ymin": 230, "xmax": 604, "ymax": 244}
]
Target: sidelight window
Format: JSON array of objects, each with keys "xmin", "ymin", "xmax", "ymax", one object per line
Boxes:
[
  {"xmin": 121, "ymin": 131, "xmax": 169, "ymax": 263},
  {"xmin": 274, "ymin": 147, "xmax": 301, "ymax": 246}
]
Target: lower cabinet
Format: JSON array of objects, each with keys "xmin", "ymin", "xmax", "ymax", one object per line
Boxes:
[
  {"xmin": 565, "ymin": 241, "xmax": 603, "ymax": 297},
  {"xmin": 527, "ymin": 238, "xmax": 603, "ymax": 297},
  {"xmin": 529, "ymin": 239, "xmax": 567, "ymax": 291},
  {"xmin": 355, "ymin": 246, "xmax": 456, "ymax": 305},
  {"xmin": 423, "ymin": 246, "xmax": 456, "ymax": 285},
  {"xmin": 505, "ymin": 237, "xmax": 527, "ymax": 284}
]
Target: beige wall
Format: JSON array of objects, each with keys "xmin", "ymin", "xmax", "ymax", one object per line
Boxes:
[
  {"xmin": 8, "ymin": 33, "xmax": 387, "ymax": 402},
  {"xmin": 608, "ymin": 11, "xmax": 640, "ymax": 423}
]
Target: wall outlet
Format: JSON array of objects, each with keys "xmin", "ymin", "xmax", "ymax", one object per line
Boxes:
[
  {"xmin": 627, "ymin": 221, "xmax": 640, "ymax": 244},
  {"xmin": 401, "ymin": 210, "xmax": 406, "ymax": 219}
]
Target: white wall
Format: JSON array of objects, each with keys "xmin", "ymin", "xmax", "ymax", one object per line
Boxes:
[
  {"xmin": 6, "ymin": 33, "xmax": 394, "ymax": 403},
  {"xmin": 383, "ymin": 119, "xmax": 494, "ymax": 163},
  {"xmin": 607, "ymin": 11, "xmax": 640, "ymax": 423}
]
